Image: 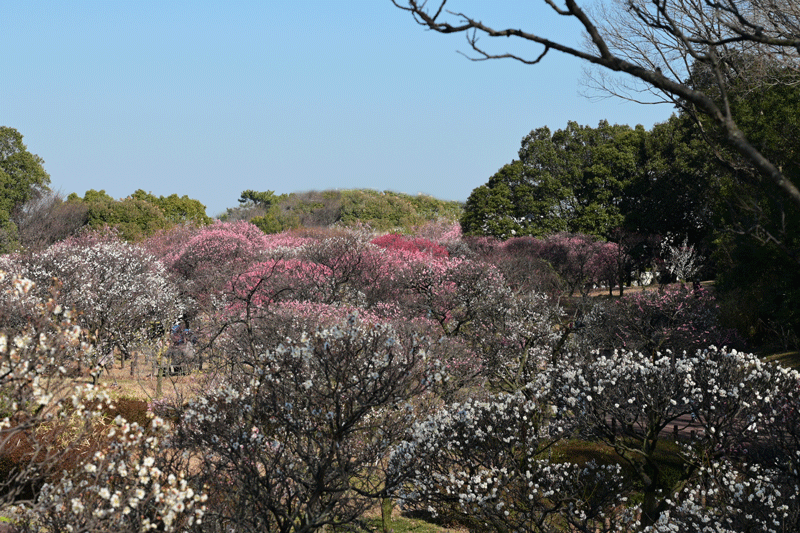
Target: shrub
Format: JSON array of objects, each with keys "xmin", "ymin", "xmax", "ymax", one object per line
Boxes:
[{"xmin": 372, "ymin": 233, "xmax": 449, "ymax": 259}]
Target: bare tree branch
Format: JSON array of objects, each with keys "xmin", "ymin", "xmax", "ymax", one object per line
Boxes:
[{"xmin": 393, "ymin": 0, "xmax": 800, "ymax": 212}]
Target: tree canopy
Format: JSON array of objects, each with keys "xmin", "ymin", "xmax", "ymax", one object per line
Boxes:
[
  {"xmin": 66, "ymin": 189, "xmax": 211, "ymax": 241},
  {"xmin": 131, "ymin": 189, "xmax": 212, "ymax": 226},
  {"xmin": 0, "ymin": 127, "xmax": 50, "ymax": 252},
  {"xmin": 462, "ymin": 120, "xmax": 646, "ymax": 239}
]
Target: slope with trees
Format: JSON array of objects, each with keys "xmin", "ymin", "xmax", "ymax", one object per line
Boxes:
[{"xmin": 221, "ymin": 188, "xmax": 463, "ymax": 234}]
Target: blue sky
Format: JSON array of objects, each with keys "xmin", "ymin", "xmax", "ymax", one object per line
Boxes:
[{"xmin": 4, "ymin": 1, "xmax": 674, "ymax": 217}]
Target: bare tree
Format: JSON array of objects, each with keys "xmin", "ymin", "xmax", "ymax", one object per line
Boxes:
[
  {"xmin": 12, "ymin": 191, "xmax": 89, "ymax": 252},
  {"xmin": 393, "ymin": 0, "xmax": 800, "ymax": 211}
]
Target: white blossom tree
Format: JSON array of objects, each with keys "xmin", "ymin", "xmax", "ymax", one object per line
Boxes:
[
  {"xmin": 392, "ymin": 345, "xmax": 800, "ymax": 532},
  {"xmin": 18, "ymin": 231, "xmax": 184, "ymax": 376},
  {"xmin": 0, "ymin": 270, "xmax": 205, "ymax": 532},
  {"xmin": 539, "ymin": 346, "xmax": 800, "ymax": 528},
  {"xmin": 390, "ymin": 390, "xmax": 629, "ymax": 533},
  {"xmin": 173, "ymin": 314, "xmax": 437, "ymax": 533}
]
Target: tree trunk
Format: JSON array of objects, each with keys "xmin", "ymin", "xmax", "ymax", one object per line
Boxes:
[
  {"xmin": 381, "ymin": 497, "xmax": 393, "ymax": 533},
  {"xmin": 156, "ymin": 345, "xmax": 164, "ymax": 398}
]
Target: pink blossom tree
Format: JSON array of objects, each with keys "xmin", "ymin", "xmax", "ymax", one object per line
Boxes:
[
  {"xmin": 575, "ymin": 284, "xmax": 740, "ymax": 357},
  {"xmin": 299, "ymin": 234, "xmax": 399, "ymax": 309},
  {"xmin": 227, "ymin": 259, "xmax": 335, "ymax": 311},
  {"xmin": 397, "ymin": 256, "xmax": 561, "ymax": 391},
  {"xmin": 159, "ymin": 221, "xmax": 268, "ymax": 320},
  {"xmin": 496, "ymin": 236, "xmax": 564, "ymax": 296},
  {"xmin": 371, "ymin": 233, "xmax": 449, "ymax": 259},
  {"xmin": 538, "ymin": 233, "xmax": 605, "ymax": 297}
]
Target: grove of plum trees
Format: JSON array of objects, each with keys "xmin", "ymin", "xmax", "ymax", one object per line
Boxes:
[{"xmin": 1, "ymin": 217, "xmax": 794, "ymax": 533}]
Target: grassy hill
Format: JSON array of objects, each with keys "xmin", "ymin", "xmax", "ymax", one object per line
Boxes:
[{"xmin": 221, "ymin": 189, "xmax": 463, "ymax": 234}]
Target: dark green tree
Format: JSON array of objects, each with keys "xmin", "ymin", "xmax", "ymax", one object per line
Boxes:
[
  {"xmin": 238, "ymin": 189, "xmax": 279, "ymax": 209},
  {"xmin": 0, "ymin": 127, "xmax": 51, "ymax": 252},
  {"xmin": 622, "ymin": 114, "xmax": 719, "ymax": 247},
  {"xmin": 691, "ymin": 60, "xmax": 800, "ymax": 347},
  {"xmin": 460, "ymin": 162, "xmax": 526, "ymax": 238},
  {"xmin": 234, "ymin": 189, "xmax": 299, "ymax": 234},
  {"xmin": 462, "ymin": 121, "xmax": 645, "ymax": 239},
  {"xmin": 131, "ymin": 189, "xmax": 212, "ymax": 226},
  {"xmin": 69, "ymin": 190, "xmax": 170, "ymax": 241}
]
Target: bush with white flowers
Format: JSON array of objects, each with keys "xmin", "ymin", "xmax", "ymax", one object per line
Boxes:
[
  {"xmin": 173, "ymin": 314, "xmax": 435, "ymax": 533},
  {"xmin": 17, "ymin": 231, "xmax": 184, "ymax": 373},
  {"xmin": 0, "ymin": 270, "xmax": 204, "ymax": 532}
]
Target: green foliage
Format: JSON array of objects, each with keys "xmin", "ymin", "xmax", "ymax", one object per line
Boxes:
[
  {"xmin": 250, "ymin": 205, "xmax": 300, "ymax": 234},
  {"xmin": 68, "ymin": 189, "xmax": 211, "ymax": 241},
  {"xmin": 85, "ymin": 196, "xmax": 169, "ymax": 241},
  {"xmin": 0, "ymin": 217, "xmax": 19, "ymax": 254},
  {"xmin": 222, "ymin": 189, "xmax": 462, "ymax": 234},
  {"xmin": 683, "ymin": 58, "xmax": 800, "ymax": 348},
  {"xmin": 0, "ymin": 127, "xmax": 51, "ymax": 253},
  {"xmin": 463, "ymin": 121, "xmax": 645, "ymax": 240},
  {"xmin": 715, "ymin": 233, "xmax": 800, "ymax": 348},
  {"xmin": 238, "ymin": 189, "xmax": 279, "ymax": 208},
  {"xmin": 0, "ymin": 127, "xmax": 51, "ymax": 214},
  {"xmin": 78, "ymin": 189, "xmax": 114, "ymax": 203},
  {"xmin": 131, "ymin": 190, "xmax": 211, "ymax": 226},
  {"xmin": 622, "ymin": 114, "xmax": 719, "ymax": 245},
  {"xmin": 337, "ymin": 190, "xmax": 460, "ymax": 232},
  {"xmin": 461, "ymin": 162, "xmax": 530, "ymax": 239}
]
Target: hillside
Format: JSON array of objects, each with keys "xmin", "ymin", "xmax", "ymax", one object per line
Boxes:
[{"xmin": 220, "ymin": 188, "xmax": 463, "ymax": 234}]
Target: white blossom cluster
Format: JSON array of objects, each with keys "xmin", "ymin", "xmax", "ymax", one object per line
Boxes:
[
  {"xmin": 539, "ymin": 347, "xmax": 796, "ymax": 457},
  {"xmin": 16, "ymin": 235, "xmax": 184, "ymax": 369},
  {"xmin": 10, "ymin": 415, "xmax": 207, "ymax": 532},
  {"xmin": 389, "ymin": 345, "xmax": 800, "ymax": 532},
  {"xmin": 173, "ymin": 314, "xmax": 432, "ymax": 532},
  {"xmin": 487, "ymin": 290, "xmax": 564, "ymax": 391},
  {"xmin": 662, "ymin": 235, "xmax": 702, "ymax": 282},
  {"xmin": 0, "ymin": 270, "xmax": 205, "ymax": 532},
  {"xmin": 645, "ymin": 458, "xmax": 798, "ymax": 533},
  {"xmin": 390, "ymin": 389, "xmax": 629, "ymax": 532}
]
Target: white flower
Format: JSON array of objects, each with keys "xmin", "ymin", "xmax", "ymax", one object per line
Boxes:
[{"xmin": 71, "ymin": 498, "xmax": 85, "ymax": 513}]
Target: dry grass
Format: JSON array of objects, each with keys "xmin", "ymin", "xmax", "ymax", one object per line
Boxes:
[
  {"xmin": 95, "ymin": 363, "xmax": 201, "ymax": 404},
  {"xmin": 763, "ymin": 351, "xmax": 800, "ymax": 369},
  {"xmin": 586, "ymin": 280, "xmax": 714, "ymax": 298}
]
